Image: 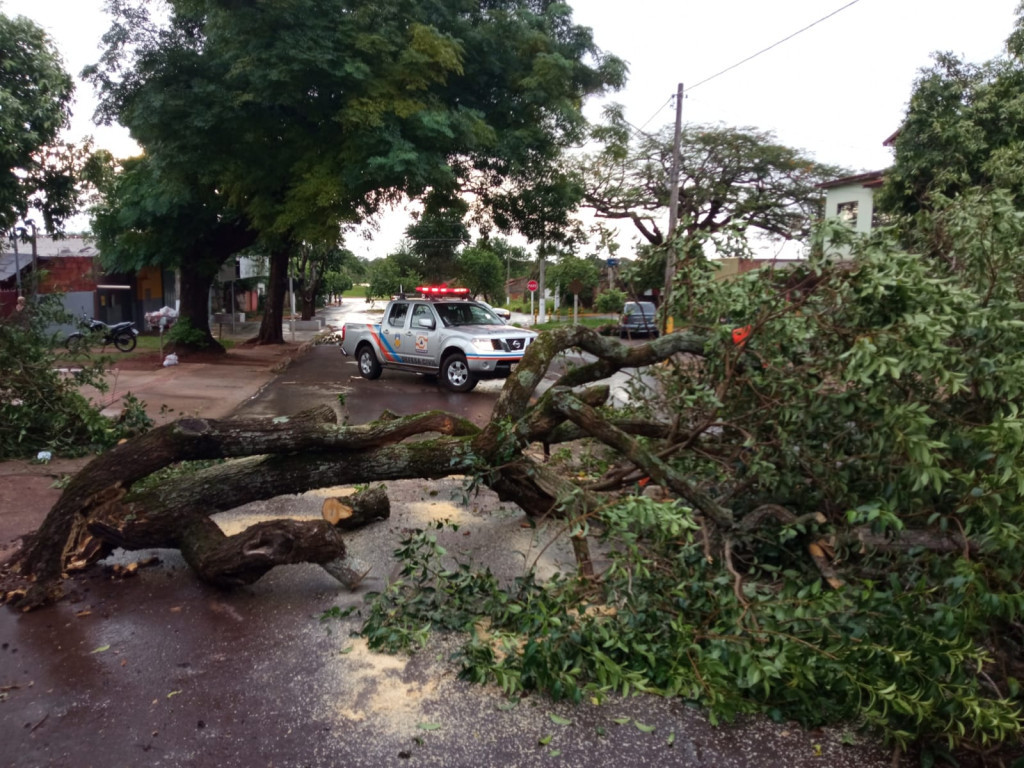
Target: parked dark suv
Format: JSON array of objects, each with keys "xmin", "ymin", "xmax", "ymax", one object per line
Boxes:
[{"xmin": 619, "ymin": 301, "xmax": 659, "ymax": 338}]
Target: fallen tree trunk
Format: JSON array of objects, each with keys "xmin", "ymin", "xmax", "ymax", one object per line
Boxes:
[
  {"xmin": 8, "ymin": 410, "xmax": 480, "ymax": 607},
  {"xmin": 61, "ymin": 437, "xmax": 480, "ymax": 578},
  {"xmin": 87, "ymin": 483, "xmax": 391, "ymax": 590},
  {"xmin": 6, "ymin": 326, "xmax": 720, "ymax": 610}
]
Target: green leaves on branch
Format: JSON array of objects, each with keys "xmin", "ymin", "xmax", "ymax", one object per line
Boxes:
[
  {"xmin": 361, "ymin": 506, "xmax": 1020, "ymax": 751},
  {"xmin": 361, "ymin": 189, "xmax": 1024, "ymax": 754},
  {"xmin": 0, "ymin": 11, "xmax": 79, "ymax": 234},
  {"xmin": 0, "ymin": 298, "xmax": 152, "ymax": 459}
]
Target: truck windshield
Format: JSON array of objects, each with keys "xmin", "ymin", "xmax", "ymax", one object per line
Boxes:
[{"xmin": 435, "ymin": 302, "xmax": 499, "ymax": 327}]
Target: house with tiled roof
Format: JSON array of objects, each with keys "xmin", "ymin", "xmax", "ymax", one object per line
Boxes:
[{"xmin": 0, "ymin": 235, "xmax": 176, "ymax": 323}]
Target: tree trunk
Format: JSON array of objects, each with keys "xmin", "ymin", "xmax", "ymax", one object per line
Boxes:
[
  {"xmin": 301, "ymin": 264, "xmax": 320, "ymax": 321},
  {"xmin": 7, "ymin": 406, "xmax": 478, "ymax": 604},
  {"xmin": 257, "ymin": 242, "xmax": 290, "ymax": 344},
  {"xmin": 178, "ymin": 251, "xmax": 226, "ymax": 353},
  {"xmin": 85, "ymin": 483, "xmax": 391, "ymax": 589},
  {"xmin": 174, "ymin": 218, "xmax": 257, "ymax": 352},
  {"xmin": 179, "ymin": 517, "xmax": 347, "ymax": 588}
]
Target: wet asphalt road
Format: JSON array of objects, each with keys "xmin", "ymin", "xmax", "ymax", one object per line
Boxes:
[
  {"xmin": 0, "ymin": 314, "xmax": 893, "ymax": 768},
  {"xmin": 233, "ymin": 343, "xmax": 505, "ymax": 428}
]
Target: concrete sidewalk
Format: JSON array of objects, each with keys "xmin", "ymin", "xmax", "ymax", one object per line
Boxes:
[{"xmin": 86, "ymin": 320, "xmax": 328, "ymax": 427}]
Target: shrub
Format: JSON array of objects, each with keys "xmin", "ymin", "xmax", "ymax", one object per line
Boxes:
[
  {"xmin": 0, "ymin": 296, "xmax": 152, "ymax": 459},
  {"xmin": 595, "ymin": 289, "xmax": 627, "ymax": 314},
  {"xmin": 166, "ymin": 316, "xmax": 209, "ymax": 348}
]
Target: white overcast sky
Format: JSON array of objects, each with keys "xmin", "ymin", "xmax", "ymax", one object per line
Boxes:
[{"xmin": 4, "ymin": 0, "xmax": 1022, "ymax": 254}]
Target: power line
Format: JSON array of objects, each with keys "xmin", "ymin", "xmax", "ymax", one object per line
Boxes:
[
  {"xmin": 620, "ymin": 0, "xmax": 862, "ymax": 138},
  {"xmin": 688, "ymin": 0, "xmax": 863, "ymax": 92},
  {"xmin": 638, "ymin": 95, "xmax": 675, "ymax": 133}
]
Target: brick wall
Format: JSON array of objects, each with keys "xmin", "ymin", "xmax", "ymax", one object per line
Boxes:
[{"xmin": 40, "ymin": 257, "xmax": 99, "ymax": 293}]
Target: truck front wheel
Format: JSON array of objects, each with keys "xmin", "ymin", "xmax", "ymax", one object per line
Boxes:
[
  {"xmin": 440, "ymin": 353, "xmax": 477, "ymax": 392},
  {"xmin": 357, "ymin": 345, "xmax": 382, "ymax": 380}
]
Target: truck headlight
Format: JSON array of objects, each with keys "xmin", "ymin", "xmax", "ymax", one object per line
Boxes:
[{"xmin": 470, "ymin": 338, "xmax": 495, "ymax": 352}]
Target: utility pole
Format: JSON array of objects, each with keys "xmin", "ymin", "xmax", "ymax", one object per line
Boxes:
[
  {"xmin": 538, "ymin": 243, "xmax": 548, "ymax": 324},
  {"xmin": 11, "ymin": 231, "xmax": 21, "ymax": 294},
  {"xmin": 29, "ymin": 222, "xmax": 37, "ymax": 297},
  {"xmin": 662, "ymin": 82, "xmax": 684, "ymax": 334}
]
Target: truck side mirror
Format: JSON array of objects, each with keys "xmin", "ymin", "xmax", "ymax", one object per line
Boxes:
[{"xmin": 416, "ymin": 317, "xmax": 435, "ymax": 330}]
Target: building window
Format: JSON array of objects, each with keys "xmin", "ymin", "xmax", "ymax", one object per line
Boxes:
[{"xmin": 837, "ymin": 201, "xmax": 858, "ymax": 227}]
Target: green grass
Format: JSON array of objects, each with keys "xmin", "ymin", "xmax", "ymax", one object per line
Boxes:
[
  {"xmin": 58, "ymin": 330, "xmax": 235, "ymax": 363},
  {"xmin": 131, "ymin": 335, "xmax": 165, "ymax": 351}
]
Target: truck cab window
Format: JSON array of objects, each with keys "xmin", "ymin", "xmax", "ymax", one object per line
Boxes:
[
  {"xmin": 412, "ymin": 303, "xmax": 435, "ymax": 329},
  {"xmin": 388, "ymin": 303, "xmax": 409, "ymax": 328}
]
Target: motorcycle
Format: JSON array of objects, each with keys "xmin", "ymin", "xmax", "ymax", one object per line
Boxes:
[{"xmin": 65, "ymin": 315, "xmax": 139, "ymax": 354}]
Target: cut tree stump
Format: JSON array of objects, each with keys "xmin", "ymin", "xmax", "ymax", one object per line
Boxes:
[{"xmin": 321, "ymin": 484, "xmax": 390, "ymax": 529}]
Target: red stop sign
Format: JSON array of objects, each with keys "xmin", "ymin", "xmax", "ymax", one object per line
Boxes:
[{"xmin": 527, "ymin": 279, "xmax": 538, "ymax": 292}]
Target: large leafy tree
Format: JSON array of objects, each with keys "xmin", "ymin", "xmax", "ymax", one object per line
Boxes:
[
  {"xmin": 878, "ymin": 8, "xmax": 1024, "ymax": 233},
  {"xmin": 88, "ymin": 0, "xmax": 624, "ymax": 343},
  {"xmin": 456, "ymin": 243, "xmax": 505, "ymax": 301},
  {"xmin": 90, "ymin": 155, "xmax": 256, "ymax": 351},
  {"xmin": 0, "ymin": 11, "xmax": 79, "ymax": 235},
  {"xmin": 546, "ymin": 251, "xmax": 601, "ymax": 307},
  {"xmin": 580, "ymin": 105, "xmax": 845, "ymax": 256}
]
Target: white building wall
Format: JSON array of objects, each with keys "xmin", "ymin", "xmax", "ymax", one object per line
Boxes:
[{"xmin": 824, "ymin": 183, "xmax": 877, "ymax": 235}]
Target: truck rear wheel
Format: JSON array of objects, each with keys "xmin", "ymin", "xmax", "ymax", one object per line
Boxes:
[
  {"xmin": 357, "ymin": 345, "xmax": 382, "ymax": 380},
  {"xmin": 440, "ymin": 353, "xmax": 477, "ymax": 392}
]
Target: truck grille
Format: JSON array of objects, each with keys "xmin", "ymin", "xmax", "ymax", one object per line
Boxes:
[{"xmin": 492, "ymin": 337, "xmax": 531, "ymax": 352}]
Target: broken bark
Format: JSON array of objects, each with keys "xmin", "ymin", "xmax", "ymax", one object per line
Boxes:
[
  {"xmin": 85, "ymin": 483, "xmax": 392, "ymax": 589},
  {"xmin": 321, "ymin": 499, "xmax": 354, "ymax": 527}
]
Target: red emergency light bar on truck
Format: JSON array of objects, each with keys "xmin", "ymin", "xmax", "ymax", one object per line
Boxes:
[{"xmin": 414, "ymin": 285, "xmax": 470, "ymax": 297}]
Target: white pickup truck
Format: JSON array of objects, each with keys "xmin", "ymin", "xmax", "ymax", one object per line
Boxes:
[{"xmin": 339, "ymin": 287, "xmax": 538, "ymax": 392}]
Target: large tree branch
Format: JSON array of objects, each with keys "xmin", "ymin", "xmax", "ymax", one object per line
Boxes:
[
  {"xmin": 486, "ymin": 327, "xmax": 708, "ymax": 433},
  {"xmin": 548, "ymin": 388, "xmax": 734, "ymax": 529}
]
